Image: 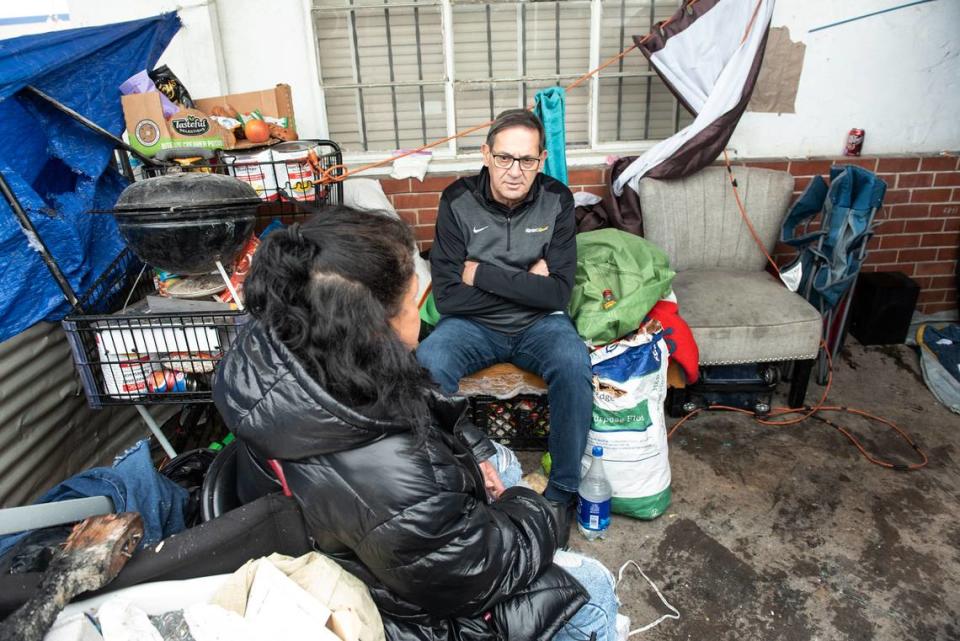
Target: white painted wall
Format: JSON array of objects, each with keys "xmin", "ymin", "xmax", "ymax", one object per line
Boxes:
[
  {"xmin": 67, "ymin": 1, "xmax": 228, "ymax": 104},
  {"xmin": 732, "ymin": 0, "xmax": 960, "ymax": 158},
  {"xmin": 0, "ymin": 0, "xmax": 70, "ymax": 39},
  {"xmin": 32, "ymin": 0, "xmax": 960, "ymax": 162},
  {"xmin": 66, "ymin": 0, "xmax": 327, "ymax": 140}
]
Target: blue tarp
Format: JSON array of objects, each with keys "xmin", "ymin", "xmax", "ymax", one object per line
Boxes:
[{"xmin": 0, "ymin": 14, "xmax": 180, "ymax": 342}]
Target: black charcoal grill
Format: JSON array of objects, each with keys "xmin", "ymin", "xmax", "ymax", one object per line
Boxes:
[{"xmin": 111, "ymin": 173, "xmax": 261, "ymax": 275}]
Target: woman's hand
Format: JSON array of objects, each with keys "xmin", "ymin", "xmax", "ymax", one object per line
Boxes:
[{"xmin": 478, "ymin": 459, "xmax": 506, "ymax": 500}]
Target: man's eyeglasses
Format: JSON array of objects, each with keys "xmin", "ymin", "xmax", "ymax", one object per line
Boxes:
[{"xmin": 491, "ymin": 152, "xmax": 542, "ymax": 172}]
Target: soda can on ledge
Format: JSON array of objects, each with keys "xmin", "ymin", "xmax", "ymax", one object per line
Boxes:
[{"xmin": 844, "ymin": 128, "xmax": 864, "ymax": 156}]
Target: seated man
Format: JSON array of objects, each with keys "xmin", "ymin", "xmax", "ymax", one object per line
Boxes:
[{"xmin": 417, "ymin": 109, "xmax": 591, "ymax": 547}]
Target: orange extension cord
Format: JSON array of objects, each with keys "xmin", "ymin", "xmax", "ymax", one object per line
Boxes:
[{"xmin": 665, "ymin": 153, "xmax": 928, "ymax": 472}]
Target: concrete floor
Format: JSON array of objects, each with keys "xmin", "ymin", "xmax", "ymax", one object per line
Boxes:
[{"xmin": 525, "ymin": 342, "xmax": 960, "ymax": 640}]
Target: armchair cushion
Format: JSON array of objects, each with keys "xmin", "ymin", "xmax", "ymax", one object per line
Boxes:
[{"xmin": 673, "ymin": 270, "xmax": 821, "ymax": 365}]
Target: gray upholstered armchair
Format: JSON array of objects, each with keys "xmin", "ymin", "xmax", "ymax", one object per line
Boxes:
[{"xmin": 638, "ymin": 166, "xmax": 821, "ymax": 407}]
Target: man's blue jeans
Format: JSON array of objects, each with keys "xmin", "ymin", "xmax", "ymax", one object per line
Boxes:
[{"xmin": 417, "ymin": 313, "xmax": 592, "ymax": 501}]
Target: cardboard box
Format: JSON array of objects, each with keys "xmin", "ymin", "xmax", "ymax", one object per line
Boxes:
[{"xmin": 122, "ymin": 84, "xmax": 296, "ymax": 158}]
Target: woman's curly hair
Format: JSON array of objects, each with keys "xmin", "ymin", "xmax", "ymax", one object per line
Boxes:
[{"xmin": 244, "ymin": 206, "xmax": 433, "ymax": 432}]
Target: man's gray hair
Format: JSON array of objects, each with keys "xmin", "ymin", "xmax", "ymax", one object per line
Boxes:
[{"xmin": 485, "ymin": 109, "xmax": 545, "ymax": 153}]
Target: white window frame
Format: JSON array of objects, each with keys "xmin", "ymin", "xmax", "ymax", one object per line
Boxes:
[{"xmin": 310, "ymin": 0, "xmax": 682, "ymax": 174}]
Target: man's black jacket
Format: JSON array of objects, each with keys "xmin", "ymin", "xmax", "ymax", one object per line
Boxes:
[{"xmin": 431, "ymin": 168, "xmax": 577, "ymax": 333}]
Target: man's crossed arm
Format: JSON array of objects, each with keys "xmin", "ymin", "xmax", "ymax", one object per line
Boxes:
[{"xmin": 431, "ymin": 193, "xmax": 577, "ymax": 315}]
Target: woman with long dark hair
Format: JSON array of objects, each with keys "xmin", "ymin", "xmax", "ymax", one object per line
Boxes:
[{"xmin": 213, "ymin": 206, "xmax": 617, "ymax": 641}]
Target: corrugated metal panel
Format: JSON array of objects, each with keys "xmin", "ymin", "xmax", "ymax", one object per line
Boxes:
[{"xmin": 0, "ymin": 322, "xmax": 172, "ymax": 507}]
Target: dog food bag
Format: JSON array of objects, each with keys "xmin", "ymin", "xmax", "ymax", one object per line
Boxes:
[{"xmin": 582, "ymin": 320, "xmax": 671, "ymax": 520}]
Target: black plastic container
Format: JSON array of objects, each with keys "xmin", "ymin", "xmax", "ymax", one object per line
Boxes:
[
  {"xmin": 667, "ymin": 363, "xmax": 779, "ymax": 417},
  {"xmin": 113, "ymin": 173, "xmax": 261, "ymax": 275},
  {"xmin": 849, "ymin": 271, "xmax": 920, "ymax": 345}
]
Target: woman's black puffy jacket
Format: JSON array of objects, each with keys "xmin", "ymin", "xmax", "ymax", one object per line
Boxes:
[{"xmin": 213, "ymin": 320, "xmax": 588, "ymax": 641}]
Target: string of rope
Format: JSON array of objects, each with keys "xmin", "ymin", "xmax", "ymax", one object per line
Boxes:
[
  {"xmin": 740, "ymin": 0, "xmax": 764, "ymax": 45},
  {"xmin": 617, "ymin": 560, "xmax": 681, "ymax": 635},
  {"xmin": 318, "ymin": 0, "xmax": 701, "ymax": 185}
]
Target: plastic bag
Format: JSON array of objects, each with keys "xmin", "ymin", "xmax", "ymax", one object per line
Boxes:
[
  {"xmin": 582, "ymin": 321, "xmax": 671, "ymax": 519},
  {"xmin": 569, "ymin": 229, "xmax": 674, "ymax": 346},
  {"xmin": 149, "ymin": 65, "xmax": 195, "ymax": 109}
]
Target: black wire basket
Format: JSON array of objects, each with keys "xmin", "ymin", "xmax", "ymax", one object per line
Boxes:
[
  {"xmin": 62, "ymin": 249, "xmax": 247, "ymax": 408},
  {"xmin": 142, "ymin": 139, "xmax": 344, "ymax": 226},
  {"xmin": 62, "ymin": 140, "xmax": 346, "ymax": 408}
]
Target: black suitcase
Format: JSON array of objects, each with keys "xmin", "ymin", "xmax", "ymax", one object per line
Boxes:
[{"xmin": 667, "ymin": 363, "xmax": 779, "ymax": 417}]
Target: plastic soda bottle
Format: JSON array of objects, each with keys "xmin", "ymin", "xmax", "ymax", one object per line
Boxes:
[
  {"xmin": 577, "ymin": 446, "xmax": 612, "ymax": 540},
  {"xmin": 602, "ymin": 289, "xmax": 617, "ymax": 310}
]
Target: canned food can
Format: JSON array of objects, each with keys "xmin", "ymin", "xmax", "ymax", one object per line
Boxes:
[
  {"xmin": 602, "ymin": 288, "xmax": 617, "ymax": 310},
  {"xmin": 147, "ymin": 370, "xmax": 168, "ymax": 393},
  {"xmin": 272, "ymin": 141, "xmax": 319, "ymax": 202},
  {"xmin": 844, "ymin": 128, "xmax": 864, "ymax": 157},
  {"xmin": 227, "ymin": 147, "xmax": 278, "ymax": 201},
  {"xmin": 165, "ymin": 369, "xmax": 187, "ymax": 393}
]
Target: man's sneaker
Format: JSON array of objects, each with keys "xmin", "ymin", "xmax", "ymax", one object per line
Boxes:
[{"xmin": 546, "ymin": 496, "xmax": 576, "ymax": 549}]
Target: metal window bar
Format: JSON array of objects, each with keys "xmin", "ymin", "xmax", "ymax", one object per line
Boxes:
[
  {"xmin": 346, "ymin": 0, "xmax": 369, "ymax": 150},
  {"xmin": 520, "ymin": 2, "xmax": 527, "ymax": 107},
  {"xmin": 441, "ymin": 0, "xmax": 457, "ymax": 155},
  {"xmin": 382, "ymin": 0, "xmax": 402, "ymax": 149},
  {"xmin": 323, "ymin": 68, "xmax": 662, "ymax": 91},
  {"xmin": 555, "ymin": 1, "xmax": 561, "ymax": 81},
  {"xmin": 616, "ymin": 0, "xmax": 626, "ymax": 140},
  {"xmin": 486, "ymin": 3, "xmax": 494, "ymax": 120},
  {"xmin": 413, "ymin": 0, "xmax": 429, "ymax": 144},
  {"xmin": 587, "ymin": 0, "xmax": 600, "ymax": 148},
  {"xmin": 314, "ymin": 0, "xmax": 440, "ymax": 10},
  {"xmin": 643, "ymin": 0, "xmax": 655, "ymax": 139}
]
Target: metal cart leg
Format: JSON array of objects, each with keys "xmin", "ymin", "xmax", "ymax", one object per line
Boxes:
[{"xmin": 135, "ymin": 405, "xmax": 176, "ymax": 459}]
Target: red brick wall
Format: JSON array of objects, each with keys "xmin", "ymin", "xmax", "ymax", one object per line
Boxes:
[{"xmin": 379, "ymin": 154, "xmax": 959, "ymax": 315}]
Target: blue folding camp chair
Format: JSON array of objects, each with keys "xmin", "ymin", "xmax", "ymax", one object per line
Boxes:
[{"xmin": 781, "ymin": 165, "xmax": 887, "ymax": 383}]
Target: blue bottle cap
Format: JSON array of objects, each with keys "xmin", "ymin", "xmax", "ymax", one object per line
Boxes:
[{"xmin": 592, "ymin": 445, "xmax": 603, "ymax": 457}]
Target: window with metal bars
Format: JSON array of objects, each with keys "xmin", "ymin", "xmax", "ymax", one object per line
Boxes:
[{"xmin": 311, "ymin": 0, "xmax": 694, "ymax": 156}]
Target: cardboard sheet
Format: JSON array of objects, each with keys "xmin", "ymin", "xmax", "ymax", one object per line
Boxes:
[{"xmin": 747, "ymin": 27, "xmax": 805, "ymax": 114}]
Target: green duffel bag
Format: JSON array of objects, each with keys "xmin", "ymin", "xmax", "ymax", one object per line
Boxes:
[{"xmin": 569, "ymin": 229, "xmax": 675, "ymax": 346}]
